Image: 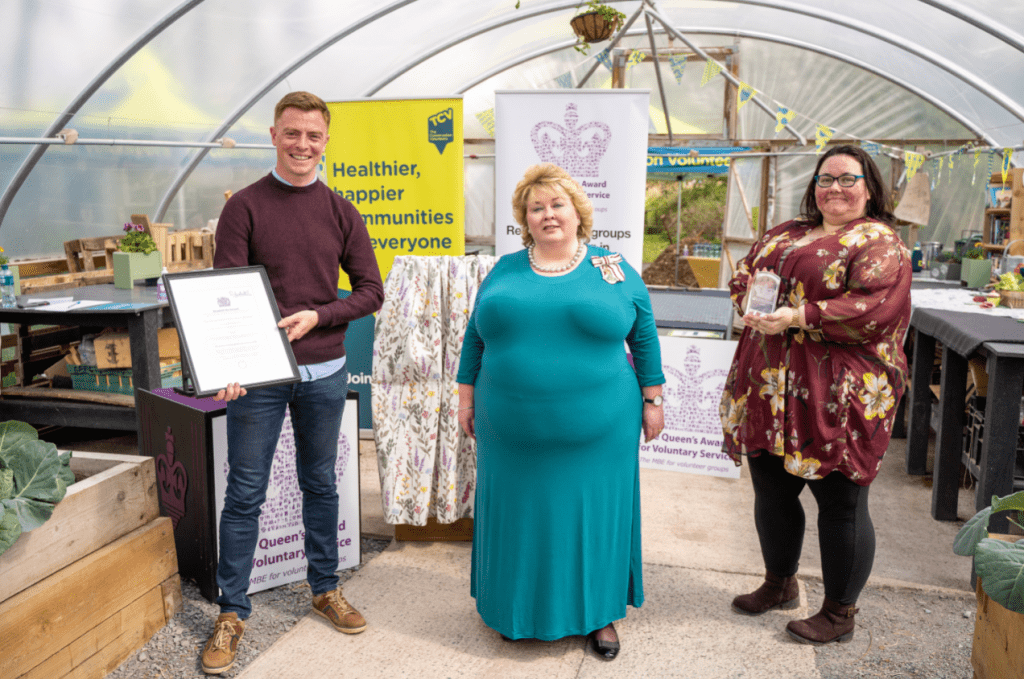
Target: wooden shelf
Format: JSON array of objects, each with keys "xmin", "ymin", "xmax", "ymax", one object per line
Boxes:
[{"xmin": 982, "ymin": 167, "xmax": 1024, "ymax": 252}]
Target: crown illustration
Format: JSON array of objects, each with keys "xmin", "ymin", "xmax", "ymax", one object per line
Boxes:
[
  {"xmin": 530, "ymin": 103, "xmax": 611, "ymax": 177},
  {"xmin": 156, "ymin": 427, "xmax": 188, "ymax": 529},
  {"xmin": 663, "ymin": 346, "xmax": 731, "ymax": 436}
]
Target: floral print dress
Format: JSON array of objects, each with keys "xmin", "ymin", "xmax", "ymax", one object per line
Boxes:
[{"xmin": 719, "ymin": 218, "xmax": 912, "ymax": 485}]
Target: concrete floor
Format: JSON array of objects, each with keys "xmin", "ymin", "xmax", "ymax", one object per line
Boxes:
[{"xmin": 49, "ymin": 426, "xmax": 979, "ymax": 678}]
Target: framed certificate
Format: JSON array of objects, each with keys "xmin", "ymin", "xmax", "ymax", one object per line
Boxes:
[{"xmin": 163, "ymin": 266, "xmax": 300, "ymax": 397}]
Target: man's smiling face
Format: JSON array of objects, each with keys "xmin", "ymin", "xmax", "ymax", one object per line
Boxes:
[{"xmin": 270, "ymin": 107, "xmax": 329, "ymax": 185}]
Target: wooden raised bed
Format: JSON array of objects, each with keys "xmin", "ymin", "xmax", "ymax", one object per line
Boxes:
[{"xmin": 0, "ymin": 452, "xmax": 180, "ymax": 679}]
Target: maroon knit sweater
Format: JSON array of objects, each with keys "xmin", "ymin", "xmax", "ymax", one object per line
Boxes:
[{"xmin": 214, "ymin": 174, "xmax": 384, "ymax": 365}]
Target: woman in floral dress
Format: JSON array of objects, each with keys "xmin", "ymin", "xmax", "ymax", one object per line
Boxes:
[{"xmin": 720, "ymin": 145, "xmax": 911, "ymax": 645}]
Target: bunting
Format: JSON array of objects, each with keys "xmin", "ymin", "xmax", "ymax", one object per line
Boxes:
[
  {"xmin": 476, "ymin": 108, "xmax": 495, "ymax": 137},
  {"xmin": 860, "ymin": 140, "xmax": 880, "ymax": 157},
  {"xmin": 973, "ymin": 148, "xmax": 982, "ymax": 185},
  {"xmin": 595, "ymin": 48, "xmax": 612, "ymax": 71},
  {"xmin": 700, "ymin": 60, "xmax": 722, "ymax": 87},
  {"xmin": 669, "ymin": 54, "xmax": 687, "ymax": 84},
  {"xmin": 815, "ymin": 124, "xmax": 834, "ymax": 154},
  {"xmin": 626, "ymin": 50, "xmax": 645, "ymax": 71},
  {"xmin": 775, "ymin": 106, "xmax": 794, "ymax": 133},
  {"xmin": 1002, "ymin": 148, "xmax": 1013, "ymax": 184},
  {"xmin": 904, "ymin": 151, "xmax": 926, "ymax": 181},
  {"xmin": 751, "ymin": 206, "xmax": 759, "ymax": 228},
  {"xmin": 554, "ymin": 72, "xmax": 573, "ymax": 89},
  {"xmin": 737, "ymin": 82, "xmax": 756, "ymax": 111}
]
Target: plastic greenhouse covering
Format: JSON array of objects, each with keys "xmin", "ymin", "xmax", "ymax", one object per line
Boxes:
[{"xmin": 1, "ymin": 0, "xmax": 1022, "ymax": 261}]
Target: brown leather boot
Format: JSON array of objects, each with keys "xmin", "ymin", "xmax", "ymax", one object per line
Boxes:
[
  {"xmin": 731, "ymin": 570, "xmax": 800, "ymax": 615},
  {"xmin": 786, "ymin": 597, "xmax": 858, "ymax": 644}
]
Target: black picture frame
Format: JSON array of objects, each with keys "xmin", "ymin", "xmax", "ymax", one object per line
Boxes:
[{"xmin": 162, "ymin": 266, "xmax": 300, "ymax": 398}]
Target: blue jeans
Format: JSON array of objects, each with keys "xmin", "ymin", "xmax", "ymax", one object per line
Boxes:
[{"xmin": 216, "ymin": 367, "xmax": 348, "ymax": 619}]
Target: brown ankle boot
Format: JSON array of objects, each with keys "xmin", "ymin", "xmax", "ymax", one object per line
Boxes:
[
  {"xmin": 786, "ymin": 597, "xmax": 858, "ymax": 644},
  {"xmin": 731, "ymin": 571, "xmax": 800, "ymax": 616}
]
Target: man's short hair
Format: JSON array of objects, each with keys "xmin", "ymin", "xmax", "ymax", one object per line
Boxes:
[{"xmin": 274, "ymin": 91, "xmax": 330, "ymax": 128}]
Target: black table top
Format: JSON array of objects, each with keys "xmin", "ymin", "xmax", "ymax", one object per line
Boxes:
[{"xmin": 910, "ymin": 307, "xmax": 1024, "ymax": 356}]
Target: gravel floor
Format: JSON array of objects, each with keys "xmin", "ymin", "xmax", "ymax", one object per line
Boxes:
[
  {"xmin": 107, "ymin": 537, "xmax": 392, "ymax": 679},
  {"xmin": 803, "ymin": 579, "xmax": 975, "ymax": 679}
]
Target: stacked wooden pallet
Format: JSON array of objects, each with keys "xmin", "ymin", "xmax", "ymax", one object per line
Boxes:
[{"xmin": 0, "ymin": 452, "xmax": 180, "ymax": 679}]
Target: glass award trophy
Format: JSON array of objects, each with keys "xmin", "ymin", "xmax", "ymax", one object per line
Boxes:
[{"xmin": 744, "ymin": 271, "xmax": 782, "ymax": 316}]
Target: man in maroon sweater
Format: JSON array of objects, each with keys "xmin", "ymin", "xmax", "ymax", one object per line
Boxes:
[{"xmin": 200, "ymin": 91, "xmax": 384, "ymax": 675}]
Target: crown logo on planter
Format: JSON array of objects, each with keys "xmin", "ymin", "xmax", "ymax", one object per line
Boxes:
[
  {"xmin": 530, "ymin": 103, "xmax": 611, "ymax": 177},
  {"xmin": 156, "ymin": 427, "xmax": 189, "ymax": 529}
]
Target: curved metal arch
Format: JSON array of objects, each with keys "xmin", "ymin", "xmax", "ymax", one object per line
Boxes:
[
  {"xmin": 697, "ymin": 0, "xmax": 1024, "ymax": 123},
  {"xmin": 361, "ymin": 1, "xmax": 1024, "ymax": 130},
  {"xmin": 154, "ymin": 0, "xmax": 1020, "ymax": 220},
  {"xmin": 455, "ymin": 26, "xmax": 999, "ymax": 150},
  {"xmin": 915, "ymin": 0, "xmax": 1024, "ymax": 54},
  {"xmin": 0, "ymin": 0, "xmax": 207, "ymax": 230},
  {"xmin": 153, "ymin": 0, "xmax": 417, "ymax": 222},
  {"xmin": 362, "ymin": 0, "xmax": 585, "ymax": 95}
]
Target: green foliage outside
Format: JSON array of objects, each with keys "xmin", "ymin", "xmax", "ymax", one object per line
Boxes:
[
  {"xmin": 643, "ymin": 233, "xmax": 671, "ymax": 263},
  {"xmin": 643, "ymin": 176, "xmax": 727, "ymax": 262}
]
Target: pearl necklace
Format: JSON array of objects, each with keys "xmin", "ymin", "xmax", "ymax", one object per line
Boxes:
[{"xmin": 528, "ymin": 240, "xmax": 586, "ymax": 273}]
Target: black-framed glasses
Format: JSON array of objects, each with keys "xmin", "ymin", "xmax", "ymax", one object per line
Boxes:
[{"xmin": 814, "ymin": 174, "xmax": 864, "ymax": 188}]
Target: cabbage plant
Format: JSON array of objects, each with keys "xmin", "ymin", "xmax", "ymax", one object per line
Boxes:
[
  {"xmin": 0, "ymin": 421, "xmax": 74, "ymax": 556},
  {"xmin": 953, "ymin": 490, "xmax": 1024, "ymax": 613}
]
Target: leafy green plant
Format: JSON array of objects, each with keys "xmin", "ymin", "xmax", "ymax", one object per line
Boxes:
[
  {"xmin": 0, "ymin": 246, "xmax": 8, "ymax": 266},
  {"xmin": 571, "ymin": 0, "xmax": 626, "ymax": 54},
  {"xmin": 0, "ymin": 421, "xmax": 74, "ymax": 556},
  {"xmin": 953, "ymin": 490, "xmax": 1024, "ymax": 613},
  {"xmin": 963, "ymin": 247, "xmax": 987, "ymax": 261},
  {"xmin": 118, "ymin": 222, "xmax": 158, "ymax": 255},
  {"xmin": 995, "ymin": 272, "xmax": 1024, "ymax": 291},
  {"xmin": 936, "ymin": 250, "xmax": 962, "ymax": 265}
]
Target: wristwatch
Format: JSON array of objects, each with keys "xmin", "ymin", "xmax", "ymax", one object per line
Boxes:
[{"xmin": 643, "ymin": 395, "xmax": 663, "ymax": 406}]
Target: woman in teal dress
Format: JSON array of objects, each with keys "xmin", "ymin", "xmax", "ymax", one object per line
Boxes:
[{"xmin": 456, "ymin": 164, "xmax": 665, "ymax": 661}]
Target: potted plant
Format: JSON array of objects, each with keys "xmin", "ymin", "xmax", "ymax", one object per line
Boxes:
[
  {"xmin": 930, "ymin": 250, "xmax": 962, "ymax": 281},
  {"xmin": 569, "ymin": 0, "xmax": 626, "ymax": 54},
  {"xmin": 961, "ymin": 247, "xmax": 994, "ymax": 288},
  {"xmin": 953, "ymin": 490, "xmax": 1024, "ymax": 676},
  {"xmin": 113, "ymin": 221, "xmax": 162, "ymax": 289}
]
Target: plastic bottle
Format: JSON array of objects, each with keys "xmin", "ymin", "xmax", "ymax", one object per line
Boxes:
[
  {"xmin": 681, "ymin": 244, "xmax": 689, "ymax": 257},
  {"xmin": 0, "ymin": 265, "xmax": 14, "ymax": 308},
  {"xmin": 156, "ymin": 267, "xmax": 168, "ymax": 302}
]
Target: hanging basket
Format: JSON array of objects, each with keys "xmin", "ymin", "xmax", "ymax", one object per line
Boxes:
[{"xmin": 570, "ymin": 11, "xmax": 619, "ymax": 43}]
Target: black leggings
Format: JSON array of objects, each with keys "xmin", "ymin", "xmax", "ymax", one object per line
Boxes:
[{"xmin": 748, "ymin": 452, "xmax": 875, "ymax": 606}]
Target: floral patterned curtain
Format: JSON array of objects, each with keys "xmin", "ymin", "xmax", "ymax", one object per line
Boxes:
[{"xmin": 372, "ymin": 254, "xmax": 497, "ymax": 525}]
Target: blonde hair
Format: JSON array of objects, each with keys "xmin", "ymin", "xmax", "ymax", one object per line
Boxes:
[
  {"xmin": 274, "ymin": 91, "xmax": 330, "ymax": 128},
  {"xmin": 511, "ymin": 164, "xmax": 593, "ymax": 247}
]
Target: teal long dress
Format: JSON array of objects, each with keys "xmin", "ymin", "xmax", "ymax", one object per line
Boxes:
[{"xmin": 456, "ymin": 245, "xmax": 664, "ymax": 640}]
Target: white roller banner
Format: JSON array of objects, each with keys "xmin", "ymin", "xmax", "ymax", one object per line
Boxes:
[
  {"xmin": 639, "ymin": 335, "xmax": 741, "ymax": 479},
  {"xmin": 495, "ymin": 90, "xmax": 650, "ymax": 273}
]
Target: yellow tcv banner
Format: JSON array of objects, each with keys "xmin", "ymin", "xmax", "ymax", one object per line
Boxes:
[{"xmin": 325, "ymin": 98, "xmax": 464, "ymax": 286}]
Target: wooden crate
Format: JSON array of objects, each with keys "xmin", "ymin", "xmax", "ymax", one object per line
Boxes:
[
  {"xmin": 64, "ymin": 236, "xmax": 121, "ymax": 274},
  {"xmin": 0, "ymin": 452, "xmax": 180, "ymax": 679},
  {"xmin": 165, "ymin": 229, "xmax": 215, "ymax": 272}
]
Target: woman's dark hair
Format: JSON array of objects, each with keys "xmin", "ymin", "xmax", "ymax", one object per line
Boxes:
[{"xmin": 798, "ymin": 144, "xmax": 894, "ymax": 226}]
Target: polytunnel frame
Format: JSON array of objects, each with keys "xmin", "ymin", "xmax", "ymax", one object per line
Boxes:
[
  {"xmin": 0, "ymin": 0, "xmax": 1021, "ymax": 231},
  {"xmin": 148, "ymin": 0, "xmax": 1020, "ymax": 222}
]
